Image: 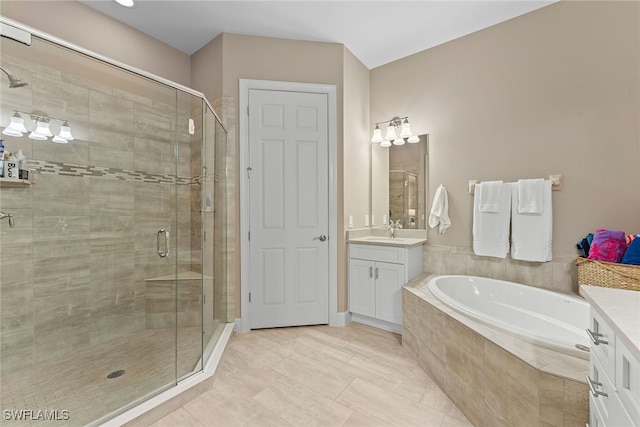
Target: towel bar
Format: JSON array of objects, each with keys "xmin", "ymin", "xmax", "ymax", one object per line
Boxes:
[{"xmin": 468, "ymin": 175, "xmax": 562, "ymax": 195}]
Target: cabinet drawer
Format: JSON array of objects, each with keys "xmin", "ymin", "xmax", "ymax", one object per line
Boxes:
[
  {"xmin": 589, "ymin": 354, "xmax": 615, "ymax": 422},
  {"xmin": 589, "ymin": 400, "xmax": 606, "ymax": 427},
  {"xmin": 589, "ymin": 308, "xmax": 615, "ymax": 380},
  {"xmin": 349, "ymin": 244, "xmax": 405, "ymax": 264},
  {"xmin": 615, "ymin": 338, "xmax": 640, "ymax": 425},
  {"xmin": 589, "ymin": 353, "xmax": 635, "ymax": 427}
]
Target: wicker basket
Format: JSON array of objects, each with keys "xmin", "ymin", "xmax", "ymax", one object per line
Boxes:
[{"xmin": 577, "ymin": 257, "xmax": 640, "ymax": 291}]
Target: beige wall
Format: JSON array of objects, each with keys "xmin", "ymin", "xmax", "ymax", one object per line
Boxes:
[
  {"xmin": 191, "ymin": 34, "xmax": 223, "ymax": 102},
  {"xmin": 342, "ymin": 47, "xmax": 370, "ymax": 309},
  {"xmin": 0, "ymin": 1, "xmax": 191, "ymax": 86},
  {"xmin": 207, "ymin": 33, "xmax": 349, "ymax": 315},
  {"xmin": 371, "ymin": 1, "xmax": 640, "ymax": 256},
  {"xmin": 343, "ymin": 49, "xmax": 371, "ymax": 230}
]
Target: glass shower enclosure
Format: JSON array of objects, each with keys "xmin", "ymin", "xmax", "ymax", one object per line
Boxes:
[{"xmin": 0, "ymin": 19, "xmax": 228, "ymax": 426}]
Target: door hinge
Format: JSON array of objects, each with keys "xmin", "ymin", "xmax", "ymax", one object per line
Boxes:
[
  {"xmin": 248, "ymin": 231, "xmax": 250, "ymax": 241},
  {"xmin": 247, "ymin": 105, "xmax": 249, "ymax": 116},
  {"xmin": 247, "ymin": 167, "xmax": 252, "ymax": 179},
  {"xmin": 203, "ymin": 294, "xmax": 206, "ymax": 305},
  {"xmin": 249, "ymin": 292, "xmax": 252, "ymax": 303}
]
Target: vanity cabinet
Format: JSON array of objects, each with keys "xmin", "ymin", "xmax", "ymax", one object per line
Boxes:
[
  {"xmin": 348, "ymin": 242, "xmax": 423, "ymax": 333},
  {"xmin": 586, "ymin": 303, "xmax": 640, "ymax": 427}
]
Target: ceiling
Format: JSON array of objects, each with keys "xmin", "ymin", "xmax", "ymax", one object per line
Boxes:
[{"xmin": 79, "ymin": 0, "xmax": 556, "ymax": 69}]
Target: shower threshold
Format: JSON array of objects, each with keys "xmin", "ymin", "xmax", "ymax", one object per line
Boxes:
[{"xmin": 98, "ymin": 322, "xmax": 234, "ymax": 427}]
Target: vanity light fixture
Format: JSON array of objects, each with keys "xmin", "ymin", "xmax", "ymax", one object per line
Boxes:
[
  {"xmin": 2, "ymin": 112, "xmax": 28, "ymax": 136},
  {"xmin": 371, "ymin": 116, "xmax": 420, "ymax": 147},
  {"xmin": 2, "ymin": 110, "xmax": 74, "ymax": 143},
  {"xmin": 114, "ymin": 0, "xmax": 135, "ymax": 7}
]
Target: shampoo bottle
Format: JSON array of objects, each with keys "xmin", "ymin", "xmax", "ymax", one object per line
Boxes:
[
  {"xmin": 0, "ymin": 139, "xmax": 4, "ymax": 178},
  {"xmin": 16, "ymin": 150, "xmax": 27, "ymax": 180},
  {"xmin": 6, "ymin": 152, "xmax": 18, "ymax": 179}
]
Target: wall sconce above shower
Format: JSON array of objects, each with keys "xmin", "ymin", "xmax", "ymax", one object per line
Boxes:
[
  {"xmin": 3, "ymin": 111, "xmax": 74, "ymax": 143},
  {"xmin": 371, "ymin": 116, "xmax": 420, "ymax": 147}
]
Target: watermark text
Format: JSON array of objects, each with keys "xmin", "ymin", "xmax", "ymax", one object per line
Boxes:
[{"xmin": 3, "ymin": 409, "xmax": 70, "ymax": 421}]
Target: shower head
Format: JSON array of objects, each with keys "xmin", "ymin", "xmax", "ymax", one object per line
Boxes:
[{"xmin": 0, "ymin": 65, "xmax": 28, "ymax": 88}]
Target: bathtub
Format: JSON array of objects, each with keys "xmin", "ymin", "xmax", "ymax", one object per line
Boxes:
[{"xmin": 427, "ymin": 275, "xmax": 590, "ymax": 359}]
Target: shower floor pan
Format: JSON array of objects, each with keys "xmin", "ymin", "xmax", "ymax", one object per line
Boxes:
[{"xmin": 1, "ymin": 327, "xmax": 202, "ymax": 427}]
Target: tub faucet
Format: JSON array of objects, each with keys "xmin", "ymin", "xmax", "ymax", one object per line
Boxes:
[{"xmin": 0, "ymin": 212, "xmax": 15, "ymax": 228}]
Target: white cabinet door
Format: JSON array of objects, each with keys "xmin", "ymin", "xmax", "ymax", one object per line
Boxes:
[
  {"xmin": 375, "ymin": 261, "xmax": 405, "ymax": 324},
  {"xmin": 349, "ymin": 258, "xmax": 376, "ymax": 317}
]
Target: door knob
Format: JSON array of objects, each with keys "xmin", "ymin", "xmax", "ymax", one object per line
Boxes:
[{"xmin": 313, "ymin": 235, "xmax": 327, "ymax": 242}]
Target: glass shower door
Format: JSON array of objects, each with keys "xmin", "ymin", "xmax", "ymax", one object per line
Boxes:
[{"xmin": 0, "ymin": 30, "xmax": 183, "ymax": 426}]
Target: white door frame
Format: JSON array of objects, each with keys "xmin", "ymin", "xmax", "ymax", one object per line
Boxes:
[{"xmin": 237, "ymin": 79, "xmax": 338, "ymax": 332}]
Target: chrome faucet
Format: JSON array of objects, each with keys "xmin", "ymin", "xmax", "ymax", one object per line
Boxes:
[
  {"xmin": 0, "ymin": 212, "xmax": 15, "ymax": 228},
  {"xmin": 389, "ymin": 221, "xmax": 396, "ymax": 238}
]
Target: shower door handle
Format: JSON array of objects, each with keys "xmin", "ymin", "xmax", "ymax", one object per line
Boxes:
[{"xmin": 157, "ymin": 229, "xmax": 170, "ymax": 258}]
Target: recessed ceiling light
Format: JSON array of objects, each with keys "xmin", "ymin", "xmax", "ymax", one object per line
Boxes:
[{"xmin": 114, "ymin": 0, "xmax": 135, "ymax": 7}]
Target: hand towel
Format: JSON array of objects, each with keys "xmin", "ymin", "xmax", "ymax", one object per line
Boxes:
[
  {"xmin": 473, "ymin": 182, "xmax": 511, "ymax": 258},
  {"xmin": 517, "ymin": 178, "xmax": 545, "ymax": 214},
  {"xmin": 478, "ymin": 180, "xmax": 503, "ymax": 212},
  {"xmin": 511, "ymin": 180, "xmax": 553, "ymax": 262},
  {"xmin": 428, "ymin": 184, "xmax": 451, "ymax": 234}
]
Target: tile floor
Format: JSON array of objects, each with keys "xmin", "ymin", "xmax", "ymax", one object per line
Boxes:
[{"xmin": 150, "ymin": 322, "xmax": 472, "ymax": 427}]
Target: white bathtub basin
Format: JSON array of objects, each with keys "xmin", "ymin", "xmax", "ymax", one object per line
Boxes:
[{"xmin": 427, "ymin": 275, "xmax": 591, "ymax": 359}]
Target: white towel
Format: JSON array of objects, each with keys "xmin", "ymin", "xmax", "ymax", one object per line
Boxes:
[
  {"xmin": 473, "ymin": 182, "xmax": 511, "ymax": 258},
  {"xmin": 518, "ymin": 178, "xmax": 545, "ymax": 214},
  {"xmin": 429, "ymin": 184, "xmax": 451, "ymax": 234},
  {"xmin": 511, "ymin": 180, "xmax": 553, "ymax": 262},
  {"xmin": 478, "ymin": 180, "xmax": 504, "ymax": 212}
]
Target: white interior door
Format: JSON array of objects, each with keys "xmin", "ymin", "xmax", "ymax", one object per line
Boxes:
[{"xmin": 248, "ymin": 89, "xmax": 329, "ymax": 329}]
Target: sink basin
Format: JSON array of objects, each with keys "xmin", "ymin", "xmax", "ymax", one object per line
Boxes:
[{"xmin": 349, "ymin": 236, "xmax": 426, "ymax": 247}]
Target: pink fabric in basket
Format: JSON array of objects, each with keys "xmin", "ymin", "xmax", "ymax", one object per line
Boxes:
[{"xmin": 587, "ymin": 229, "xmax": 628, "ymax": 263}]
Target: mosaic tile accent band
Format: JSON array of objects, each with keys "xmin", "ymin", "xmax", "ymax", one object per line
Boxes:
[{"xmin": 27, "ymin": 159, "xmax": 199, "ymax": 186}]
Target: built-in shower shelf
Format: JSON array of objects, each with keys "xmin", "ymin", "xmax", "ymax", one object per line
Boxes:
[
  {"xmin": 144, "ymin": 271, "xmax": 213, "ymax": 282},
  {"xmin": 0, "ymin": 179, "xmax": 31, "ymax": 187}
]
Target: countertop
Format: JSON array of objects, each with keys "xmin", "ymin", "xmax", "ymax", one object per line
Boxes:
[
  {"xmin": 580, "ymin": 285, "xmax": 640, "ymax": 361},
  {"xmin": 348, "ymin": 236, "xmax": 427, "ymax": 247}
]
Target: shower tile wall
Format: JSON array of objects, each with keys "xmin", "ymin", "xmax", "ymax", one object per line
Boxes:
[{"xmin": 0, "ymin": 54, "xmax": 199, "ymax": 375}]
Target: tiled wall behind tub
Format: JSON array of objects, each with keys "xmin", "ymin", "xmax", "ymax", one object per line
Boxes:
[
  {"xmin": 0, "ymin": 53, "xmax": 197, "ymax": 375},
  {"xmin": 423, "ymin": 244, "xmax": 578, "ymax": 295}
]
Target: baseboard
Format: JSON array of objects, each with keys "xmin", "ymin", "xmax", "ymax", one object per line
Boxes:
[
  {"xmin": 330, "ymin": 310, "xmax": 351, "ymax": 327},
  {"xmin": 350, "ymin": 313, "xmax": 402, "ymax": 334}
]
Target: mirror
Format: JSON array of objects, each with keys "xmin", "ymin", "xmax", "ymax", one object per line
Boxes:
[{"xmin": 371, "ymin": 134, "xmax": 428, "ymax": 229}]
